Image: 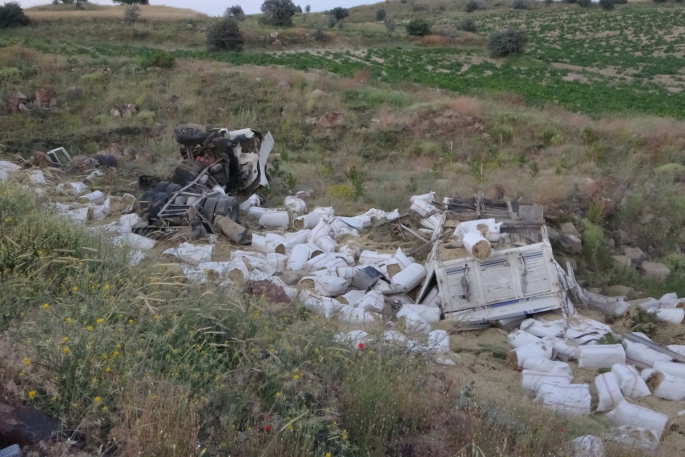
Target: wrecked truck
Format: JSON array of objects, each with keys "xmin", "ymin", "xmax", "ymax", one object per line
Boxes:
[{"xmin": 138, "ymin": 124, "xmax": 273, "ymax": 233}]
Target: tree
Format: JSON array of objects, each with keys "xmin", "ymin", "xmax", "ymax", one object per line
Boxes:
[
  {"xmin": 406, "ymin": 18, "xmax": 430, "ymax": 36},
  {"xmin": 226, "ymin": 5, "xmax": 246, "ymax": 21},
  {"xmin": 465, "ymin": 0, "xmax": 482, "ymax": 13},
  {"xmin": 512, "ymin": 0, "xmax": 528, "ymax": 9},
  {"xmin": 295, "ymin": 4, "xmax": 302, "ymax": 13},
  {"xmin": 261, "ymin": 0, "xmax": 297, "ymax": 26},
  {"xmin": 0, "ymin": 1, "xmax": 29, "ymax": 28},
  {"xmin": 375, "ymin": 8, "xmax": 386, "ymax": 21},
  {"xmin": 329, "ymin": 6, "xmax": 349, "ymax": 22},
  {"xmin": 578, "ymin": 0, "xmax": 591, "ymax": 6},
  {"xmin": 113, "ymin": 0, "xmax": 149, "ymax": 4},
  {"xmin": 207, "ymin": 16, "xmax": 244, "ymax": 51},
  {"xmin": 124, "ymin": 3, "xmax": 140, "ymax": 23},
  {"xmin": 305, "ymin": 4, "xmax": 310, "ymax": 13},
  {"xmin": 487, "ymin": 28, "xmax": 528, "ymax": 57},
  {"xmin": 600, "ymin": 0, "xmax": 615, "ymax": 8}
]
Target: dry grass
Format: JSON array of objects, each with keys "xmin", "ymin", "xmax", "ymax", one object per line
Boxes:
[
  {"xmin": 421, "ymin": 35, "xmax": 454, "ymax": 46},
  {"xmin": 26, "ymin": 5, "xmax": 206, "ymax": 23}
]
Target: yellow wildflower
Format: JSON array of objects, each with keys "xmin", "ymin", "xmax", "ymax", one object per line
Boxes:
[
  {"xmin": 23, "ymin": 358, "xmax": 30, "ymax": 366},
  {"xmin": 28, "ymin": 391, "xmax": 36, "ymax": 398},
  {"xmin": 43, "ymin": 303, "xmax": 49, "ymax": 309},
  {"xmin": 63, "ymin": 336, "xmax": 68, "ymax": 341},
  {"xmin": 65, "ymin": 317, "xmax": 71, "ymax": 323},
  {"xmin": 97, "ymin": 318, "xmax": 104, "ymax": 324},
  {"xmin": 63, "ymin": 347, "xmax": 70, "ymax": 354},
  {"xmin": 94, "ymin": 397, "xmax": 101, "ymax": 403},
  {"xmin": 87, "ymin": 326, "xmax": 93, "ymax": 331},
  {"xmin": 72, "ymin": 286, "xmax": 78, "ymax": 292}
]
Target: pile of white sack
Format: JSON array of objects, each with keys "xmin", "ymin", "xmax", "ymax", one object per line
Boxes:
[{"xmin": 508, "ymin": 311, "xmax": 685, "ymax": 451}]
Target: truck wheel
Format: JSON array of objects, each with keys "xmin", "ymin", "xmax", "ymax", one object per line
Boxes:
[
  {"xmin": 214, "ymin": 197, "xmax": 240, "ymax": 222},
  {"xmin": 202, "ymin": 197, "xmax": 219, "ymax": 224},
  {"xmin": 171, "ymin": 160, "xmax": 204, "ymax": 186},
  {"xmin": 174, "ymin": 124, "xmax": 208, "ymax": 146}
]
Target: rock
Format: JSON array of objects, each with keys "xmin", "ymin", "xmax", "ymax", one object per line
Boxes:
[
  {"xmin": 31, "ymin": 151, "xmax": 55, "ymax": 168},
  {"xmin": 640, "ymin": 209, "xmax": 654, "ymax": 225},
  {"xmin": 560, "ymin": 234, "xmax": 582, "ymax": 255},
  {"xmin": 0, "ymin": 399, "xmax": 61, "ymax": 447},
  {"xmin": 612, "ymin": 255, "xmax": 632, "ymax": 269},
  {"xmin": 641, "ymin": 261, "xmax": 671, "ymax": 282},
  {"xmin": 547, "ymin": 227, "xmax": 561, "ymax": 242},
  {"xmin": 604, "ymin": 285, "xmax": 635, "ymax": 298},
  {"xmin": 246, "ymin": 280, "xmax": 291, "ymax": 304},
  {"xmin": 601, "ymin": 198, "xmax": 616, "ymax": 215},
  {"xmin": 623, "ymin": 247, "xmax": 645, "ymax": 266},
  {"xmin": 310, "ymin": 89, "xmax": 326, "ymax": 98},
  {"xmin": 304, "ymin": 117, "xmax": 318, "ymax": 125},
  {"xmin": 560, "ymin": 222, "xmax": 581, "ymax": 238},
  {"xmin": 65, "ymin": 86, "xmax": 83, "ymax": 100},
  {"xmin": 482, "ymin": 132, "xmax": 491, "ymax": 140},
  {"xmin": 318, "ymin": 111, "xmax": 345, "ymax": 128},
  {"xmin": 34, "ymin": 87, "xmax": 56, "ymax": 108},
  {"xmin": 578, "ymin": 177, "xmax": 601, "ymax": 200},
  {"xmin": 121, "ymin": 103, "xmax": 137, "ymax": 118},
  {"xmin": 17, "ymin": 103, "xmax": 30, "ymax": 113},
  {"xmin": 270, "ymin": 31, "xmax": 279, "ymax": 39},
  {"xmin": 109, "ymin": 108, "xmax": 121, "ymax": 117},
  {"xmin": 612, "ymin": 229, "xmax": 631, "ymax": 246},
  {"xmin": 68, "ymin": 155, "xmax": 99, "ymax": 172}
]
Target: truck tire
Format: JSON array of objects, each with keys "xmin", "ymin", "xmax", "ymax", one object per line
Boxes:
[
  {"xmin": 148, "ymin": 193, "xmax": 169, "ymax": 223},
  {"xmin": 174, "ymin": 124, "xmax": 208, "ymax": 146},
  {"xmin": 214, "ymin": 197, "xmax": 240, "ymax": 222},
  {"xmin": 202, "ymin": 197, "xmax": 219, "ymax": 224},
  {"xmin": 164, "ymin": 183, "xmax": 182, "ymax": 195},
  {"xmin": 140, "ymin": 191, "xmax": 156, "ymax": 215},
  {"xmin": 153, "ymin": 181, "xmax": 170, "ymax": 193},
  {"xmin": 170, "ymin": 160, "xmax": 204, "ymax": 186}
]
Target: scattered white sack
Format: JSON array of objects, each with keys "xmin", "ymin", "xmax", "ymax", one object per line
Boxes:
[
  {"xmin": 239, "ymin": 193, "xmax": 261, "ymax": 213},
  {"xmin": 508, "ymin": 341, "xmax": 554, "ymax": 368},
  {"xmin": 120, "ymin": 213, "xmax": 141, "ymax": 231},
  {"xmin": 300, "ymin": 275, "xmax": 350, "ymax": 297},
  {"xmin": 508, "ymin": 330, "xmax": 541, "ymax": 349},
  {"xmin": 435, "ymin": 356, "xmax": 456, "ymax": 366},
  {"xmin": 422, "ymin": 287, "xmax": 442, "ymax": 308},
  {"xmin": 611, "ymin": 364, "xmax": 651, "ymax": 398},
  {"xmin": 308, "ymin": 219, "xmax": 332, "ymax": 243},
  {"xmin": 225, "ymin": 258, "xmax": 251, "ymax": 283},
  {"xmin": 338, "ymin": 305, "xmax": 377, "ymax": 325},
  {"xmin": 340, "ymin": 290, "xmax": 365, "ymax": 306},
  {"xmin": 595, "ymin": 372, "xmax": 625, "ymax": 412},
  {"xmin": 197, "ymin": 261, "xmax": 234, "ymax": 279},
  {"xmin": 335, "ymin": 329, "xmax": 368, "ymax": 349},
  {"xmin": 535, "ymin": 383, "xmax": 591, "ymax": 416},
  {"xmin": 623, "ymin": 339, "xmax": 671, "ymax": 369},
  {"xmin": 652, "ymin": 361, "xmax": 685, "ymax": 378},
  {"xmin": 549, "ymin": 337, "xmax": 578, "ymax": 362},
  {"xmin": 180, "ymin": 265, "xmax": 206, "ymax": 283},
  {"xmin": 653, "ymin": 308, "xmax": 685, "ymax": 324},
  {"xmin": 259, "ymin": 210, "xmax": 290, "ymax": 229},
  {"xmin": 427, "ymin": 330, "xmax": 450, "ymax": 354},
  {"xmin": 336, "ymin": 266, "xmax": 357, "ymax": 280},
  {"xmin": 265, "ymin": 253, "xmax": 287, "ymax": 273},
  {"xmin": 391, "ymin": 263, "xmax": 426, "ymax": 291},
  {"xmin": 607, "ymin": 401, "xmax": 669, "ymax": 441},
  {"xmin": 293, "ymin": 212, "xmax": 321, "ymax": 230},
  {"xmin": 658, "ymin": 292, "xmax": 680, "ymax": 308},
  {"xmin": 571, "ymin": 436, "xmax": 604, "ymax": 457},
  {"xmin": 28, "ymin": 170, "xmax": 46, "ymax": 185},
  {"xmin": 397, "ymin": 304, "xmax": 441, "ymax": 323},
  {"xmin": 284, "ymin": 196, "xmax": 307, "ymax": 214},
  {"xmin": 113, "ymin": 233, "xmax": 156, "ymax": 250},
  {"xmin": 644, "ymin": 370, "xmax": 685, "ymax": 401},
  {"xmin": 128, "ymin": 250, "xmax": 145, "ymax": 266},
  {"xmin": 307, "ymin": 254, "xmax": 347, "ymax": 273},
  {"xmin": 163, "ymin": 243, "xmax": 212, "ymax": 266},
  {"xmin": 0, "ymin": 161, "xmax": 21, "ymax": 174},
  {"xmin": 454, "ymin": 218, "xmax": 503, "ymax": 242},
  {"xmin": 605, "ymin": 425, "xmax": 659, "ymax": 451},
  {"xmin": 311, "ymin": 206, "xmax": 335, "ymax": 218},
  {"xmin": 356, "ymin": 290, "xmax": 385, "ymax": 312},
  {"xmin": 87, "ymin": 198, "xmax": 111, "ymax": 221},
  {"xmin": 577, "ymin": 344, "xmax": 626, "ymax": 369},
  {"xmin": 410, "ymin": 192, "xmax": 435, "ymax": 204},
  {"xmin": 666, "ymin": 345, "xmax": 685, "ymax": 357},
  {"xmin": 372, "ymin": 279, "xmax": 393, "ymax": 293},
  {"xmin": 522, "ymin": 370, "xmax": 572, "ymax": 397},
  {"xmin": 287, "ymin": 243, "xmax": 319, "ymax": 271},
  {"xmin": 363, "ymin": 208, "xmax": 400, "ymax": 222},
  {"xmin": 521, "ymin": 318, "xmax": 566, "ymax": 338},
  {"xmin": 282, "ymin": 230, "xmax": 310, "ymax": 250},
  {"xmin": 566, "ymin": 315, "xmax": 612, "ymax": 336},
  {"xmin": 564, "ymin": 328, "xmax": 602, "ymax": 345},
  {"xmin": 78, "ymin": 191, "xmax": 106, "ymax": 204},
  {"xmin": 300, "ymin": 290, "xmax": 343, "ymax": 318},
  {"xmin": 401, "ymin": 310, "xmax": 431, "ymax": 334},
  {"xmin": 638, "ymin": 298, "xmax": 661, "ymax": 311},
  {"xmin": 56, "ymin": 182, "xmax": 89, "ymax": 196},
  {"xmin": 359, "ymin": 250, "xmax": 393, "ymax": 265},
  {"xmin": 641, "ymin": 368, "xmax": 656, "ymax": 382},
  {"xmin": 247, "ymin": 206, "xmax": 267, "ymax": 219},
  {"xmin": 252, "ymin": 234, "xmax": 285, "ymax": 255},
  {"xmin": 409, "ymin": 198, "xmax": 439, "ymax": 217},
  {"xmin": 57, "ymin": 206, "xmax": 89, "ymax": 223},
  {"xmin": 522, "ymin": 358, "xmax": 573, "ymax": 376},
  {"xmin": 463, "ymin": 231, "xmax": 492, "ymax": 261},
  {"xmin": 383, "ymin": 331, "xmax": 407, "ymax": 344},
  {"xmin": 316, "ymin": 235, "xmax": 337, "ymax": 253},
  {"xmin": 394, "ymin": 248, "xmax": 413, "ymax": 269}
]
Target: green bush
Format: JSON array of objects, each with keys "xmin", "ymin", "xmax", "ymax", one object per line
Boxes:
[
  {"xmin": 329, "ymin": 6, "xmax": 349, "ymax": 22},
  {"xmin": 226, "ymin": 4, "xmax": 246, "ymax": 21},
  {"xmin": 375, "ymin": 8, "xmax": 386, "ymax": 21},
  {"xmin": 512, "ymin": 0, "xmax": 528, "ymax": 9},
  {"xmin": 456, "ymin": 17, "xmax": 477, "ymax": 33},
  {"xmin": 614, "ymin": 0, "xmax": 627, "ymax": 3},
  {"xmin": 600, "ymin": 0, "xmax": 615, "ymax": 8},
  {"xmin": 261, "ymin": 0, "xmax": 297, "ymax": 26},
  {"xmin": 487, "ymin": 28, "xmax": 528, "ymax": 57},
  {"xmin": 0, "ymin": 1, "xmax": 29, "ymax": 28},
  {"xmin": 140, "ymin": 50, "xmax": 176, "ymax": 69},
  {"xmin": 206, "ymin": 17, "xmax": 244, "ymax": 52},
  {"xmin": 578, "ymin": 0, "xmax": 592, "ymax": 6},
  {"xmin": 465, "ymin": 0, "xmax": 482, "ymax": 12},
  {"xmin": 406, "ymin": 18, "xmax": 431, "ymax": 36}
]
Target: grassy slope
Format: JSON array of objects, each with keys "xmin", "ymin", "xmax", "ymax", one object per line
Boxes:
[{"xmin": 1, "ymin": 2, "xmax": 685, "ymax": 455}]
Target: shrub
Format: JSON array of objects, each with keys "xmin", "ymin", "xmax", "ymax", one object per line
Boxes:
[
  {"xmin": 123, "ymin": 4, "xmax": 140, "ymax": 23},
  {"xmin": 545, "ymin": 0, "xmax": 553, "ymax": 4},
  {"xmin": 577, "ymin": 0, "xmax": 592, "ymax": 6},
  {"xmin": 0, "ymin": 2, "xmax": 29, "ymax": 28},
  {"xmin": 384, "ymin": 16, "xmax": 396, "ymax": 33},
  {"xmin": 600, "ymin": 0, "xmax": 615, "ymax": 8},
  {"xmin": 206, "ymin": 17, "xmax": 244, "ymax": 52},
  {"xmin": 141, "ymin": 50, "xmax": 175, "ymax": 69},
  {"xmin": 487, "ymin": 28, "xmax": 528, "ymax": 57},
  {"xmin": 313, "ymin": 27, "xmax": 326, "ymax": 41},
  {"xmin": 261, "ymin": 0, "xmax": 297, "ymax": 26},
  {"xmin": 329, "ymin": 6, "xmax": 349, "ymax": 22},
  {"xmin": 614, "ymin": 0, "xmax": 628, "ymax": 3},
  {"xmin": 406, "ymin": 18, "xmax": 431, "ymax": 36},
  {"xmin": 456, "ymin": 17, "xmax": 477, "ymax": 33},
  {"xmin": 466, "ymin": 0, "xmax": 482, "ymax": 12},
  {"xmin": 226, "ymin": 5, "xmax": 246, "ymax": 21},
  {"xmin": 512, "ymin": 0, "xmax": 528, "ymax": 9},
  {"xmin": 375, "ymin": 8, "xmax": 386, "ymax": 21}
]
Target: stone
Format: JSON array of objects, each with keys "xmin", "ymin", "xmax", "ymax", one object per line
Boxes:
[
  {"xmin": 31, "ymin": 151, "xmax": 55, "ymax": 168},
  {"xmin": 601, "ymin": 198, "xmax": 616, "ymax": 215},
  {"xmin": 109, "ymin": 108, "xmax": 121, "ymax": 117},
  {"xmin": 317, "ymin": 111, "xmax": 345, "ymax": 128},
  {"xmin": 560, "ymin": 222, "xmax": 581, "ymax": 238},
  {"xmin": 612, "ymin": 229, "xmax": 631, "ymax": 246},
  {"xmin": 640, "ymin": 210, "xmax": 655, "ymax": 225},
  {"xmin": 34, "ymin": 87, "xmax": 56, "ymax": 108},
  {"xmin": 604, "ymin": 285, "xmax": 635, "ymax": 298},
  {"xmin": 612, "ymin": 255, "xmax": 632, "ymax": 269},
  {"xmin": 121, "ymin": 103, "xmax": 137, "ymax": 118},
  {"xmin": 68, "ymin": 155, "xmax": 99, "ymax": 172},
  {"xmin": 0, "ymin": 399, "xmax": 61, "ymax": 447},
  {"xmin": 560, "ymin": 234, "xmax": 582, "ymax": 255},
  {"xmin": 17, "ymin": 103, "xmax": 30, "ymax": 113},
  {"xmin": 547, "ymin": 227, "xmax": 561, "ymax": 242},
  {"xmin": 310, "ymin": 89, "xmax": 326, "ymax": 98},
  {"xmin": 270, "ymin": 31, "xmax": 279, "ymax": 39},
  {"xmin": 304, "ymin": 117, "xmax": 318, "ymax": 125},
  {"xmin": 623, "ymin": 247, "xmax": 645, "ymax": 266},
  {"xmin": 65, "ymin": 86, "xmax": 84, "ymax": 100},
  {"xmin": 641, "ymin": 261, "xmax": 671, "ymax": 282},
  {"xmin": 578, "ymin": 177, "xmax": 601, "ymax": 200}
]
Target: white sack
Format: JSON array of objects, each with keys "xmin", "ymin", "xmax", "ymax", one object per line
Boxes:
[
  {"xmin": 623, "ymin": 339, "xmax": 671, "ymax": 369},
  {"xmin": 391, "ymin": 263, "xmax": 426, "ymax": 291},
  {"xmin": 397, "ymin": 304, "xmax": 441, "ymax": 323},
  {"xmin": 595, "ymin": 372, "xmax": 625, "ymax": 412},
  {"xmin": 652, "ymin": 361, "xmax": 685, "ymax": 378},
  {"xmin": 521, "ymin": 318, "xmax": 566, "ymax": 338},
  {"xmin": 577, "ymin": 344, "xmax": 626, "ymax": 369},
  {"xmin": 522, "ymin": 370, "xmax": 572, "ymax": 397},
  {"xmin": 611, "ymin": 364, "xmax": 651, "ymax": 398},
  {"xmin": 607, "ymin": 401, "xmax": 669, "ymax": 440},
  {"xmin": 522, "ymin": 357, "xmax": 573, "ymax": 376},
  {"xmin": 509, "ymin": 341, "xmax": 553, "ymax": 368},
  {"xmin": 508, "ymin": 330, "xmax": 541, "ymax": 349},
  {"xmin": 427, "ymin": 330, "xmax": 450, "ymax": 354},
  {"xmin": 535, "ymin": 383, "xmax": 591, "ymax": 416}
]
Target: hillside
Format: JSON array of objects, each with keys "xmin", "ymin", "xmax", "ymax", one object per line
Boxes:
[{"xmin": 2, "ymin": 1, "xmax": 685, "ymax": 456}]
